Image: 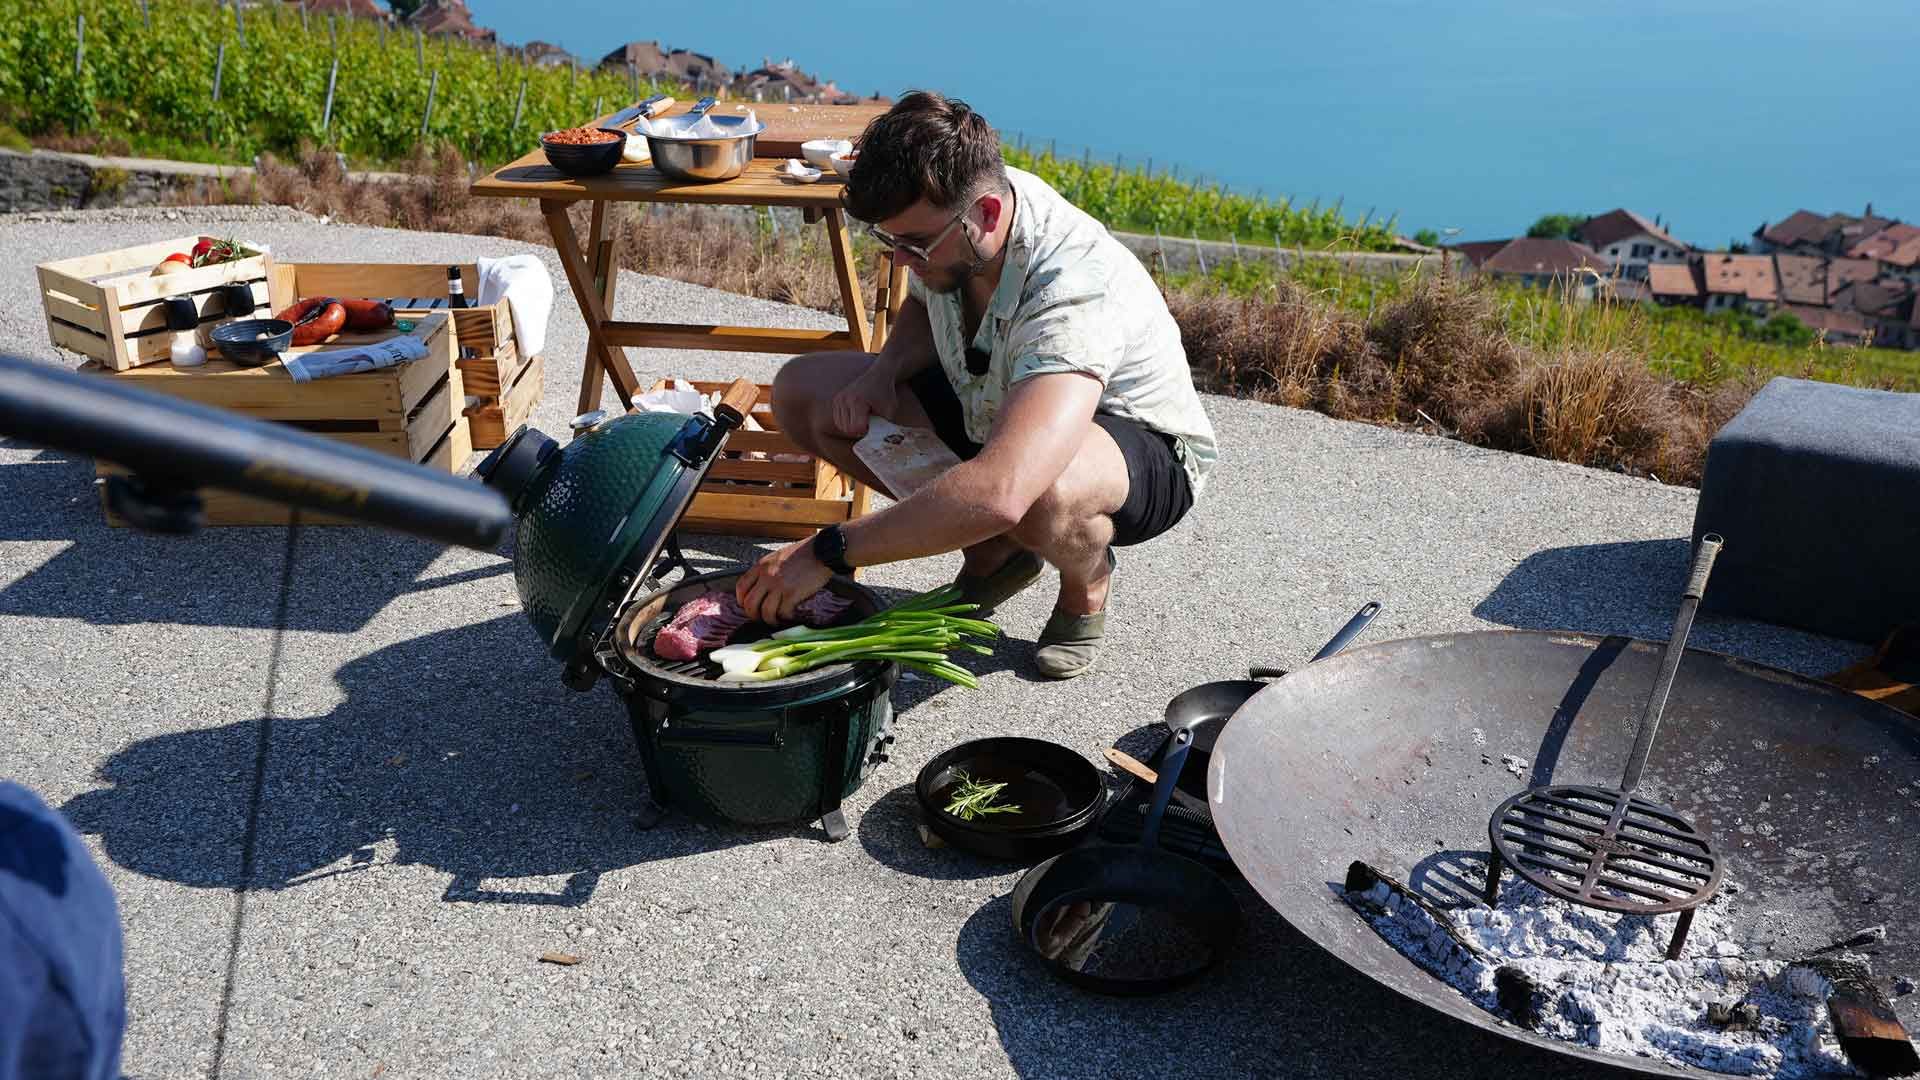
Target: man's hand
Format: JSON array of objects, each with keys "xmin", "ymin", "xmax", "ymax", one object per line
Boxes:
[
  {"xmin": 736, "ymin": 535, "xmax": 835, "ymax": 625},
  {"xmin": 829, "ymin": 365, "xmax": 897, "ymax": 439}
]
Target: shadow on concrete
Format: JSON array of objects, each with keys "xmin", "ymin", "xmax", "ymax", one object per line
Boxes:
[
  {"xmin": 1471, "ymin": 539, "xmax": 1689, "ymax": 640},
  {"xmin": 61, "ymin": 613, "xmax": 852, "ymax": 907},
  {"xmin": 952, "ymin": 887, "xmax": 1623, "ymax": 1080}
]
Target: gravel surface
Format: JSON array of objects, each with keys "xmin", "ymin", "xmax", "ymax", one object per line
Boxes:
[{"xmin": 0, "ymin": 208, "xmax": 1871, "ymax": 1079}]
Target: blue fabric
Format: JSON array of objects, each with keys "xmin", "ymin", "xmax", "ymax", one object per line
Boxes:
[{"xmin": 0, "ymin": 782, "xmax": 125, "ymax": 1080}]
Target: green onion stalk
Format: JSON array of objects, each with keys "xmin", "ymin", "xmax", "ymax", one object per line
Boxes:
[{"xmin": 711, "ymin": 584, "xmax": 998, "ymax": 688}]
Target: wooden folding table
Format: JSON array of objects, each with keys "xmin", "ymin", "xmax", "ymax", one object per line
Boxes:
[{"xmin": 468, "ymin": 102, "xmax": 908, "ymax": 416}]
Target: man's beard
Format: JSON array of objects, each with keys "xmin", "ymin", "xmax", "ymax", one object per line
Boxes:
[
  {"xmin": 924, "ymin": 232, "xmax": 992, "ymax": 295},
  {"xmin": 924, "ymin": 257, "xmax": 980, "ymax": 295}
]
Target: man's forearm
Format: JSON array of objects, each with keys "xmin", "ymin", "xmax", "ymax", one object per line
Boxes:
[{"xmin": 839, "ymin": 458, "xmax": 1018, "ymax": 565}]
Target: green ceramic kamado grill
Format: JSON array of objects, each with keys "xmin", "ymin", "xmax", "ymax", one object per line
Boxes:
[{"xmin": 475, "ymin": 379, "xmax": 896, "ymax": 841}]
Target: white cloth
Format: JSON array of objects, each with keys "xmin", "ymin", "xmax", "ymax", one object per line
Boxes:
[
  {"xmin": 476, "ymin": 255, "xmax": 554, "ymax": 361},
  {"xmin": 283, "ymin": 336, "xmax": 428, "ymax": 383}
]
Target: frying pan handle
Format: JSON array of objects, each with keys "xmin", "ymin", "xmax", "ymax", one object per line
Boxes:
[
  {"xmin": 713, "ymin": 378, "xmax": 759, "ymax": 428},
  {"xmin": 1309, "ymin": 601, "xmax": 1381, "ymax": 664},
  {"xmin": 1139, "ymin": 728, "xmax": 1193, "ymax": 852}
]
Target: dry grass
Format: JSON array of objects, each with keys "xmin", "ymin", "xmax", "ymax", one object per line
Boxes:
[{"xmin": 185, "ymin": 147, "xmax": 1757, "ymax": 486}]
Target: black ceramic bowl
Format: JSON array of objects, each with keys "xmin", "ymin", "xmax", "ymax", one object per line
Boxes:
[
  {"xmin": 915, "ymin": 737, "xmax": 1108, "ymax": 863},
  {"xmin": 540, "ymin": 128, "xmax": 628, "ymax": 177},
  {"xmin": 210, "ymin": 318, "xmax": 294, "ymax": 367}
]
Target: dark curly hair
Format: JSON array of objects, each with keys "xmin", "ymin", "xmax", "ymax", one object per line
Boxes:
[{"xmin": 842, "ymin": 90, "xmax": 1008, "ymax": 224}]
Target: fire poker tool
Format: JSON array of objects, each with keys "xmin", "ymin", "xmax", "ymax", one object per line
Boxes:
[{"xmin": 1483, "ymin": 534, "xmax": 1725, "ymax": 960}]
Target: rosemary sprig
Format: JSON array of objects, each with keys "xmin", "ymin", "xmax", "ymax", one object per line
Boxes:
[{"xmin": 943, "ymin": 771, "xmax": 1021, "ymax": 821}]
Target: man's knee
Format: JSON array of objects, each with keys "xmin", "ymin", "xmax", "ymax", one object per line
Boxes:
[
  {"xmin": 1010, "ymin": 481, "xmax": 1075, "ymax": 549},
  {"xmin": 770, "ymin": 358, "xmax": 819, "ymax": 434}
]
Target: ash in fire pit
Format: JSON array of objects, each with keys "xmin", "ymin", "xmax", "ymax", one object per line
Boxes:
[{"xmin": 1349, "ymin": 869, "xmax": 1863, "ymax": 1078}]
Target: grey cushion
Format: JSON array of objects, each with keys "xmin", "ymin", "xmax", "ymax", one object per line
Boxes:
[{"xmin": 1693, "ymin": 377, "xmax": 1920, "ymax": 643}]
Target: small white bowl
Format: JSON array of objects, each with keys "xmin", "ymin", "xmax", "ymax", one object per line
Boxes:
[
  {"xmin": 827, "ymin": 150, "xmax": 857, "ymax": 179},
  {"xmin": 801, "ymin": 138, "xmax": 851, "ymax": 171}
]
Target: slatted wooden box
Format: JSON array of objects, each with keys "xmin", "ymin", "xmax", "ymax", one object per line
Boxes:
[
  {"xmin": 91, "ymin": 314, "xmax": 470, "ymax": 527},
  {"xmin": 37, "ymin": 235, "xmax": 275, "ymax": 371},
  {"xmin": 648, "ymin": 378, "xmax": 872, "ymax": 541},
  {"xmin": 266, "ymin": 262, "xmax": 542, "ymax": 450}
]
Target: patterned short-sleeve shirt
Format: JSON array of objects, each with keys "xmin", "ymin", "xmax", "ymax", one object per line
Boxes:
[{"xmin": 906, "ymin": 166, "xmax": 1218, "ymax": 496}]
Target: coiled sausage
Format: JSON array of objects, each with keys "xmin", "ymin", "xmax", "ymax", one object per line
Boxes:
[{"xmin": 275, "ymin": 298, "xmax": 347, "ymax": 346}]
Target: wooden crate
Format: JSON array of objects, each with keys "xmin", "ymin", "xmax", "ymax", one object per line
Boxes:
[
  {"xmin": 647, "ymin": 378, "xmax": 872, "ymax": 540},
  {"xmin": 38, "ymin": 235, "xmax": 275, "ymax": 371},
  {"xmin": 268, "ymin": 261, "xmax": 539, "ymax": 450},
  {"xmin": 92, "ymin": 313, "xmax": 471, "ymax": 527}
]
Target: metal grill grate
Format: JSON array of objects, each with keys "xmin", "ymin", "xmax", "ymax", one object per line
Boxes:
[{"xmin": 1485, "ymin": 783, "xmax": 1723, "ymax": 958}]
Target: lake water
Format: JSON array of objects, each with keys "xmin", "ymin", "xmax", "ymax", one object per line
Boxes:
[{"xmin": 484, "ymin": 0, "xmax": 1919, "ymax": 249}]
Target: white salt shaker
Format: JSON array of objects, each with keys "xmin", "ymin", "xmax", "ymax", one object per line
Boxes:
[{"xmin": 165, "ymin": 297, "xmax": 206, "ymax": 368}]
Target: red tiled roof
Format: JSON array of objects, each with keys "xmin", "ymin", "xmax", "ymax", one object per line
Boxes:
[
  {"xmin": 1760, "ymin": 210, "xmax": 1827, "ymax": 248},
  {"xmin": 1579, "ymin": 209, "xmax": 1684, "ymax": 253},
  {"xmin": 1700, "ymin": 254, "xmax": 1778, "ymax": 302},
  {"xmin": 1648, "ymin": 261, "xmax": 1701, "ymax": 299},
  {"xmin": 1848, "ymin": 223, "xmax": 1920, "ymax": 269},
  {"xmin": 410, "ymin": 0, "xmax": 493, "ymax": 40},
  {"xmin": 1480, "ymin": 238, "xmax": 1608, "ymax": 277},
  {"xmin": 1772, "ymin": 254, "xmax": 1827, "ymax": 306},
  {"xmin": 1447, "ymin": 240, "xmax": 1510, "ymax": 268},
  {"xmin": 1835, "ymin": 280, "xmax": 1915, "ymax": 320},
  {"xmin": 1782, "ymin": 304, "xmax": 1872, "ymax": 340},
  {"xmin": 1829, "ymin": 257, "xmax": 1879, "ymax": 297}
]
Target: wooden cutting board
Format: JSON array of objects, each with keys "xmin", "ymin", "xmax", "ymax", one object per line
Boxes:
[{"xmin": 649, "ymin": 100, "xmax": 888, "ymax": 159}]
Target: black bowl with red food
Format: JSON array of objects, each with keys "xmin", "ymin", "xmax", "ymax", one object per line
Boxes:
[{"xmin": 540, "ymin": 126, "xmax": 629, "ymax": 177}]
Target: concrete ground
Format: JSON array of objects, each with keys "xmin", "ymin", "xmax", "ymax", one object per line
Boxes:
[{"xmin": 0, "ymin": 208, "xmax": 1869, "ymax": 1079}]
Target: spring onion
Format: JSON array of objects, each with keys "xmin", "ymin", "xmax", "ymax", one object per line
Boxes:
[{"xmin": 713, "ymin": 584, "xmax": 998, "ymax": 687}]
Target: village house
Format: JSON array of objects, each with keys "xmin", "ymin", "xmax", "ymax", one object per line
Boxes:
[
  {"xmin": 1781, "ymin": 304, "xmax": 1873, "ymax": 346},
  {"xmin": 520, "ymin": 41, "xmax": 576, "ymax": 69},
  {"xmin": 1449, "ymin": 237, "xmax": 1610, "ymax": 298},
  {"xmin": 1772, "ymin": 253, "xmax": 1828, "ymax": 306},
  {"xmin": 1847, "ymin": 222, "xmax": 1920, "ymax": 287},
  {"xmin": 1648, "ymin": 262, "xmax": 1701, "ymax": 307},
  {"xmin": 407, "ymin": 0, "xmax": 494, "ymax": 42},
  {"xmin": 1751, "ymin": 207, "xmax": 1895, "ymax": 257},
  {"xmin": 1698, "ymin": 253, "xmax": 1778, "ymax": 315},
  {"xmin": 1575, "ymin": 209, "xmax": 1688, "ymax": 282},
  {"xmin": 600, "ymin": 41, "xmax": 734, "ymax": 91},
  {"xmin": 1833, "ymin": 280, "xmax": 1919, "ymax": 349}
]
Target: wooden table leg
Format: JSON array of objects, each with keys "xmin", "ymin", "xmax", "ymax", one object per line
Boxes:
[
  {"xmin": 592, "ymin": 204, "xmax": 623, "ymax": 405},
  {"xmin": 871, "ymin": 250, "xmax": 893, "ymax": 351},
  {"xmin": 542, "ymin": 198, "xmax": 640, "ymax": 412},
  {"xmin": 824, "ymin": 208, "xmax": 872, "ymax": 353}
]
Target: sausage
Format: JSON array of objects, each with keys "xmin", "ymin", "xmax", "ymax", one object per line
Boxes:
[
  {"xmin": 338, "ymin": 298, "xmax": 394, "ymax": 332},
  {"xmin": 274, "ymin": 297, "xmax": 347, "ymax": 346}
]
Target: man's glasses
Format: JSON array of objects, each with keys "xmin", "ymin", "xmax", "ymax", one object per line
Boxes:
[{"xmin": 864, "ymin": 197, "xmax": 980, "ymax": 263}]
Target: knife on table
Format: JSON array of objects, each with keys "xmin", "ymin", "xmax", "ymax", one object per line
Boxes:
[{"xmin": 605, "ymin": 94, "xmax": 674, "ymax": 130}]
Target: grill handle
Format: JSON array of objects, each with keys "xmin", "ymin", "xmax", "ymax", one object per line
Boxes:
[
  {"xmin": 714, "ymin": 377, "xmax": 759, "ymax": 428},
  {"xmin": 1621, "ymin": 534, "xmax": 1723, "ymax": 792}
]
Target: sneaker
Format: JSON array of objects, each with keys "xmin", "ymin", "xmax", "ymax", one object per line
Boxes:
[{"xmin": 953, "ymin": 549, "xmax": 1045, "ymax": 618}]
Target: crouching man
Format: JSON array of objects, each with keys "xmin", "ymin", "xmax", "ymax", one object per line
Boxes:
[{"xmin": 736, "ymin": 91, "xmax": 1216, "ymax": 680}]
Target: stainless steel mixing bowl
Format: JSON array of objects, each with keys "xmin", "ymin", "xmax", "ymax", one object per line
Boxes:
[{"xmin": 643, "ymin": 115, "xmax": 763, "ymax": 182}]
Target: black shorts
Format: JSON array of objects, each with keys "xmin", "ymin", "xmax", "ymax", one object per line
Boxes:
[{"xmin": 906, "ymin": 365, "xmax": 1194, "ymax": 547}]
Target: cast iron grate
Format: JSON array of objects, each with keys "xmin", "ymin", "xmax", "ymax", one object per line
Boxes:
[{"xmin": 1485, "ymin": 784, "xmax": 1723, "ymax": 957}]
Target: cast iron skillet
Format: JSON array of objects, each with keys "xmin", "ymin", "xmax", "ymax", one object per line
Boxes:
[
  {"xmin": 1163, "ymin": 601, "xmax": 1380, "ymax": 753},
  {"xmin": 1008, "ymin": 726, "xmax": 1241, "ymax": 995},
  {"xmin": 914, "ymin": 736, "xmax": 1108, "ymax": 863}
]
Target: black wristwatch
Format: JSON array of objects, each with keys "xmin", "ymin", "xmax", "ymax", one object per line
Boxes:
[{"xmin": 812, "ymin": 524, "xmax": 855, "ymax": 575}]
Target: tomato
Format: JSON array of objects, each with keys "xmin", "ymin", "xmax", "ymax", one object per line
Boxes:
[{"xmin": 161, "ymin": 253, "xmax": 191, "ymax": 265}]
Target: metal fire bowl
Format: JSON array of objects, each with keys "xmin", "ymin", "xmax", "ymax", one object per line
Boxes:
[
  {"xmin": 1209, "ymin": 629, "xmax": 1920, "ymax": 1079},
  {"xmin": 644, "ymin": 116, "xmax": 760, "ymax": 182}
]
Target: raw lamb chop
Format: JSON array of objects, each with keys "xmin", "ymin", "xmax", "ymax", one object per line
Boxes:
[{"xmin": 651, "ymin": 587, "xmax": 853, "ymax": 661}]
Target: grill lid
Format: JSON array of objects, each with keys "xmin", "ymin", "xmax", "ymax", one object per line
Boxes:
[{"xmin": 477, "ymin": 380, "xmax": 760, "ymax": 682}]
